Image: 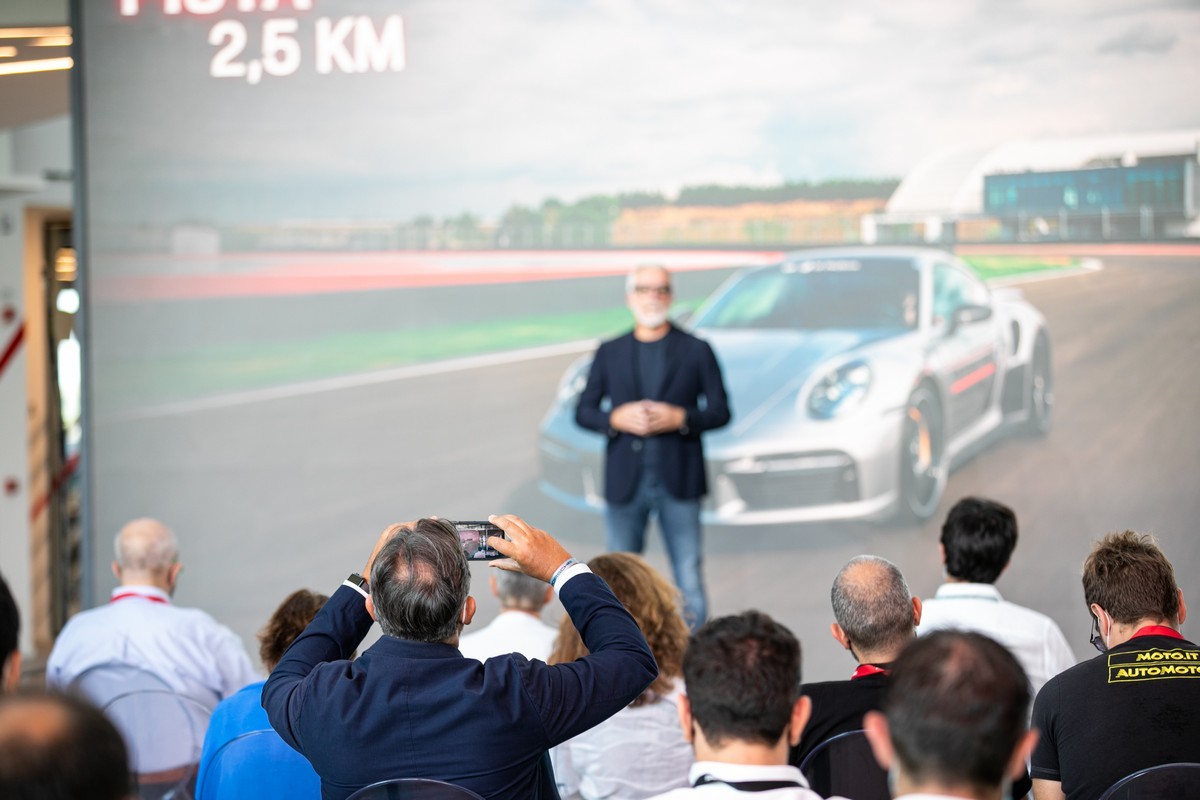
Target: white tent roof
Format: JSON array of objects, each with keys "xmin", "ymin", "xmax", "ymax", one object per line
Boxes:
[{"xmin": 887, "ymin": 130, "xmax": 1200, "ymax": 216}]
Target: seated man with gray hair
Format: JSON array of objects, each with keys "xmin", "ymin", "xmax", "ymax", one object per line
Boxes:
[
  {"xmin": 263, "ymin": 515, "xmax": 656, "ymax": 799},
  {"xmin": 459, "ymin": 569, "xmax": 558, "ymax": 662},
  {"xmin": 789, "ymin": 555, "xmax": 922, "ymax": 769},
  {"xmin": 46, "ymin": 518, "xmax": 257, "ymax": 705}
]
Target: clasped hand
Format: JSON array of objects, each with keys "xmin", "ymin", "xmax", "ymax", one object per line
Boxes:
[{"xmin": 610, "ymin": 400, "xmax": 685, "ymax": 436}]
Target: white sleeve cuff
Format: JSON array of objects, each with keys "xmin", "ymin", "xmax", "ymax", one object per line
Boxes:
[
  {"xmin": 553, "ymin": 563, "xmax": 592, "ymax": 597},
  {"xmin": 342, "ymin": 579, "xmax": 369, "ymax": 599}
]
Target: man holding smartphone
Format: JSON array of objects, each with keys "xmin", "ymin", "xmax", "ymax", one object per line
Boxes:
[{"xmin": 263, "ymin": 515, "xmax": 656, "ymax": 800}]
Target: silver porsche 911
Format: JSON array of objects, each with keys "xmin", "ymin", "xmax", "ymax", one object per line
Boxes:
[{"xmin": 538, "ymin": 247, "xmax": 1053, "ymax": 525}]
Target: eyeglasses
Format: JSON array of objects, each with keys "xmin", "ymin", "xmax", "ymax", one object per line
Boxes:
[
  {"xmin": 1089, "ymin": 614, "xmax": 1107, "ymax": 653},
  {"xmin": 634, "ymin": 285, "xmax": 671, "ymax": 296}
]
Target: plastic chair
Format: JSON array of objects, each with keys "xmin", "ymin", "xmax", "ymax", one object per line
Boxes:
[
  {"xmin": 103, "ymin": 688, "xmax": 213, "ymax": 800},
  {"xmin": 1097, "ymin": 762, "xmax": 1200, "ymax": 800},
  {"xmin": 70, "ymin": 662, "xmax": 215, "ymax": 799},
  {"xmin": 798, "ymin": 729, "xmax": 889, "ymax": 800},
  {"xmin": 346, "ymin": 778, "xmax": 486, "ymax": 800},
  {"xmin": 195, "ymin": 729, "xmax": 321, "ymax": 800}
]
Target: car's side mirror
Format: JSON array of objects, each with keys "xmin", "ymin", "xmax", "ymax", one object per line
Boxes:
[{"xmin": 947, "ymin": 303, "xmax": 992, "ymax": 334}]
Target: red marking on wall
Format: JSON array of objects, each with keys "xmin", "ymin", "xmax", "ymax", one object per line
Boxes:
[
  {"xmin": 29, "ymin": 451, "xmax": 80, "ymax": 523},
  {"xmin": 950, "ymin": 361, "xmax": 997, "ymax": 395},
  {"xmin": 0, "ymin": 322, "xmax": 24, "ymax": 380}
]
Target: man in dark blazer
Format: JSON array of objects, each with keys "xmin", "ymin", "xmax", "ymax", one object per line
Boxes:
[
  {"xmin": 576, "ymin": 265, "xmax": 730, "ymax": 627},
  {"xmin": 263, "ymin": 515, "xmax": 656, "ymax": 800}
]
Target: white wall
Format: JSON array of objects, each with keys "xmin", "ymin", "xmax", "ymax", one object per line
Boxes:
[{"xmin": 0, "ymin": 114, "xmax": 72, "ymax": 659}]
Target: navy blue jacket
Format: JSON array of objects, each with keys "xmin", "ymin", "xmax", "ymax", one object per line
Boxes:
[
  {"xmin": 262, "ymin": 576, "xmax": 656, "ymax": 800},
  {"xmin": 575, "ymin": 325, "xmax": 731, "ymax": 504}
]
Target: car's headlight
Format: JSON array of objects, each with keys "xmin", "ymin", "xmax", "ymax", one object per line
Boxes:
[{"xmin": 806, "ymin": 360, "xmax": 871, "ymax": 419}]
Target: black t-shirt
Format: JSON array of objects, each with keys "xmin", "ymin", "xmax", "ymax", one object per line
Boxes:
[
  {"xmin": 1031, "ymin": 633, "xmax": 1200, "ymax": 800},
  {"xmin": 634, "ymin": 337, "xmax": 668, "ymax": 470}
]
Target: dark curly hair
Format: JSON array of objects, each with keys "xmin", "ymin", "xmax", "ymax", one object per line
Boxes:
[
  {"xmin": 549, "ymin": 552, "xmax": 688, "ymax": 707},
  {"xmin": 258, "ymin": 589, "xmax": 329, "ymax": 671}
]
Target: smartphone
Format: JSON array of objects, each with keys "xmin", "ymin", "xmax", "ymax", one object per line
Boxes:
[{"xmin": 452, "ymin": 521, "xmax": 506, "ymax": 560}]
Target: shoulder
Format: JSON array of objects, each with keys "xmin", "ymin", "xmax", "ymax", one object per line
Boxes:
[
  {"xmin": 669, "ymin": 326, "xmax": 712, "ymax": 350},
  {"xmin": 599, "ymin": 331, "xmax": 635, "ymax": 350},
  {"xmin": 1037, "ymin": 655, "xmax": 1099, "ymax": 698},
  {"xmin": 800, "ymin": 679, "xmax": 857, "ymax": 701}
]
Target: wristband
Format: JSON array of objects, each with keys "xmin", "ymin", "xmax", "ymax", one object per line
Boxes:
[
  {"xmin": 344, "ymin": 573, "xmax": 370, "ymax": 598},
  {"xmin": 550, "ymin": 558, "xmax": 580, "ymax": 587}
]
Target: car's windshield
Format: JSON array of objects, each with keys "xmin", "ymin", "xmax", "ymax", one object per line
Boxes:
[{"xmin": 693, "ymin": 257, "xmax": 920, "ymax": 331}]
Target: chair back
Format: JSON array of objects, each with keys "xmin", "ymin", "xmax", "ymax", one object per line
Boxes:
[
  {"xmin": 1097, "ymin": 762, "xmax": 1200, "ymax": 800},
  {"xmin": 196, "ymin": 729, "xmax": 321, "ymax": 800},
  {"xmin": 70, "ymin": 661, "xmax": 175, "ymax": 705},
  {"xmin": 798, "ymin": 729, "xmax": 890, "ymax": 800},
  {"xmin": 346, "ymin": 778, "xmax": 486, "ymax": 800},
  {"xmin": 70, "ymin": 662, "xmax": 215, "ymax": 799},
  {"xmin": 103, "ymin": 688, "xmax": 213, "ymax": 800}
]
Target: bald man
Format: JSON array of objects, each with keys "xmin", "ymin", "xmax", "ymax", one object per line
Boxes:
[{"xmin": 46, "ymin": 518, "xmax": 256, "ymax": 706}]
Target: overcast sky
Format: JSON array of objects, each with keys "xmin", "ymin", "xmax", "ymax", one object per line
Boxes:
[{"xmin": 84, "ymin": 0, "xmax": 1200, "ymax": 224}]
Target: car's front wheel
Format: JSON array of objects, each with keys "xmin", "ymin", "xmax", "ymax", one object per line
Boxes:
[
  {"xmin": 1025, "ymin": 333, "xmax": 1053, "ymax": 435},
  {"xmin": 899, "ymin": 384, "xmax": 946, "ymax": 521}
]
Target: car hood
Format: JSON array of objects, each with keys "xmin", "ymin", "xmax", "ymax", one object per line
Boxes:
[{"xmin": 698, "ymin": 327, "xmax": 901, "ymax": 429}]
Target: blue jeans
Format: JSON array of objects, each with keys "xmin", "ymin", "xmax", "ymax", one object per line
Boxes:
[{"xmin": 605, "ymin": 470, "xmax": 707, "ymax": 628}]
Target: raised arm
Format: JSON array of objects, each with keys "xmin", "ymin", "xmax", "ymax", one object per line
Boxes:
[
  {"xmin": 487, "ymin": 515, "xmax": 658, "ymax": 743},
  {"xmin": 261, "ymin": 522, "xmax": 407, "ymax": 749}
]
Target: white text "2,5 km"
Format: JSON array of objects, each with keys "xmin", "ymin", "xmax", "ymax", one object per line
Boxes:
[{"xmin": 210, "ymin": 16, "xmax": 405, "ymax": 84}]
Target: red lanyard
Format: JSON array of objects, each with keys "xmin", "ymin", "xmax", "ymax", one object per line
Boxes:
[
  {"xmin": 851, "ymin": 664, "xmax": 889, "ymax": 680},
  {"xmin": 110, "ymin": 592, "xmax": 168, "ymax": 604}
]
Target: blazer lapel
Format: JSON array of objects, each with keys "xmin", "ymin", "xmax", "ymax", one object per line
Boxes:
[{"xmin": 657, "ymin": 325, "xmax": 683, "ymax": 399}]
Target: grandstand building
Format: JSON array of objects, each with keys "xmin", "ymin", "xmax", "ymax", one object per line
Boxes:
[{"xmin": 865, "ymin": 130, "xmax": 1200, "ymax": 244}]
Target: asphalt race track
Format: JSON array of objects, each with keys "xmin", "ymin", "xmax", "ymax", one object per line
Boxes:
[{"xmin": 92, "ymin": 253, "xmax": 1200, "ymax": 682}]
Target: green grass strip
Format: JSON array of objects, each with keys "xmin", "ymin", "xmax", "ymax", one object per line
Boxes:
[{"xmin": 962, "ymin": 254, "xmax": 1078, "ymax": 281}]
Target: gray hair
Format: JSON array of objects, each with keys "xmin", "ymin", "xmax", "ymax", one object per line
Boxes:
[
  {"xmin": 113, "ymin": 519, "xmax": 178, "ymax": 573},
  {"xmin": 625, "ymin": 264, "xmax": 671, "ymax": 294},
  {"xmin": 370, "ymin": 519, "xmax": 471, "ymax": 643},
  {"xmin": 495, "ymin": 571, "xmax": 549, "ymax": 612},
  {"xmin": 831, "ymin": 555, "xmax": 914, "ymax": 654}
]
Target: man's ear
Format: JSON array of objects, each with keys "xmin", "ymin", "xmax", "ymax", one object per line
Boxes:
[
  {"xmin": 1177, "ymin": 589, "xmax": 1187, "ymax": 626},
  {"xmin": 111, "ymin": 561, "xmax": 120, "ymax": 581},
  {"xmin": 830, "ymin": 623, "xmax": 851, "ymax": 650},
  {"xmin": 167, "ymin": 562, "xmax": 183, "ymax": 591},
  {"xmin": 364, "ymin": 594, "xmax": 377, "ymax": 621},
  {"xmin": 489, "ymin": 574, "xmax": 500, "ymax": 599},
  {"xmin": 912, "ymin": 596, "xmax": 923, "ymax": 628},
  {"xmin": 1009, "ymin": 730, "xmax": 1039, "ymax": 781},
  {"xmin": 677, "ymin": 694, "xmax": 695, "ymax": 744},
  {"xmin": 543, "ymin": 585, "xmax": 554, "ymax": 606},
  {"xmin": 462, "ymin": 596, "xmax": 476, "ymax": 626},
  {"xmin": 862, "ymin": 710, "xmax": 894, "ymax": 772},
  {"xmin": 1, "ymin": 651, "xmax": 21, "ymax": 693},
  {"xmin": 788, "ymin": 695, "xmax": 812, "ymax": 747},
  {"xmin": 938, "ymin": 542, "xmax": 946, "ymax": 566}
]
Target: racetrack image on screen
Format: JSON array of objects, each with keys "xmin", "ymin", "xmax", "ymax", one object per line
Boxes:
[{"xmin": 76, "ymin": 0, "xmax": 1200, "ymax": 680}]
